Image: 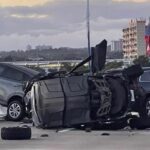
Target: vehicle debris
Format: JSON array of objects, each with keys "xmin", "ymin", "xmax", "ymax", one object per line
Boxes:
[
  {"xmin": 41, "ymin": 134, "xmax": 49, "ymax": 137},
  {"xmin": 1, "ymin": 126, "xmax": 31, "ymax": 140},
  {"xmin": 23, "ymin": 39, "xmax": 148, "ymax": 130},
  {"xmin": 101, "ymin": 133, "xmax": 110, "ymax": 136}
]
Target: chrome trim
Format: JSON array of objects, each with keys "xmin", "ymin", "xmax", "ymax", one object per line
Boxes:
[
  {"xmin": 130, "ymin": 90, "xmax": 135, "ymax": 102},
  {"xmin": 31, "ymin": 83, "xmax": 40, "ymax": 125}
]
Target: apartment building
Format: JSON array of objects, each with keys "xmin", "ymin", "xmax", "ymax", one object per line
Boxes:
[
  {"xmin": 123, "ymin": 19, "xmax": 146, "ymax": 60},
  {"xmin": 145, "ymin": 18, "xmax": 150, "ymax": 56},
  {"xmin": 111, "ymin": 39, "xmax": 123, "ymax": 52}
]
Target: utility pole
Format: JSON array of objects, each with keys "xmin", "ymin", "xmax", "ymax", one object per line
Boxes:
[{"xmin": 86, "ymin": 0, "xmax": 91, "ymax": 72}]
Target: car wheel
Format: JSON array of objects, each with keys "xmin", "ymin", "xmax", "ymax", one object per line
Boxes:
[
  {"xmin": 129, "ymin": 117, "xmax": 150, "ymax": 130},
  {"xmin": 1, "ymin": 126, "xmax": 31, "ymax": 140},
  {"xmin": 138, "ymin": 96, "xmax": 150, "ymax": 119},
  {"xmin": 7, "ymin": 100, "xmax": 25, "ymax": 121},
  {"xmin": 129, "ymin": 97, "xmax": 150, "ymax": 129},
  {"xmin": 144, "ymin": 97, "xmax": 150, "ymax": 118}
]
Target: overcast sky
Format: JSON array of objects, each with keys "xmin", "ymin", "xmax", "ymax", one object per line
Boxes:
[{"xmin": 0, "ymin": 0, "xmax": 150, "ymax": 51}]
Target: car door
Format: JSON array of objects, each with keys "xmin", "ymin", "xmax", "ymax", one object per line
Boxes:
[
  {"xmin": 139, "ymin": 70, "xmax": 150, "ymax": 92},
  {"xmin": 0, "ymin": 64, "xmax": 25, "ymax": 105}
]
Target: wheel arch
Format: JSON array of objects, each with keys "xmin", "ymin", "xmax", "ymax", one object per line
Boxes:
[
  {"xmin": 7, "ymin": 95, "xmax": 25, "ymax": 121},
  {"xmin": 8, "ymin": 95, "xmax": 24, "ymax": 105}
]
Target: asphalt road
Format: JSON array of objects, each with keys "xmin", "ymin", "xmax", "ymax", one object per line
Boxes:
[{"xmin": 0, "ymin": 120, "xmax": 150, "ymax": 150}]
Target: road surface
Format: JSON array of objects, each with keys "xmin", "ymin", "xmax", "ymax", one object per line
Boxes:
[{"xmin": 0, "ymin": 120, "xmax": 150, "ymax": 150}]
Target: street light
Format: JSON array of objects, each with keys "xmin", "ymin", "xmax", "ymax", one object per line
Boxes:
[
  {"xmin": 87, "ymin": 0, "xmax": 91, "ymax": 56},
  {"xmin": 86, "ymin": 0, "xmax": 91, "ymax": 72}
]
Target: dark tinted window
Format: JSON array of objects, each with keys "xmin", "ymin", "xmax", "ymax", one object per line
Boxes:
[
  {"xmin": 23, "ymin": 74, "xmax": 31, "ymax": 81},
  {"xmin": 140, "ymin": 71, "xmax": 150, "ymax": 81},
  {"xmin": 0, "ymin": 65, "xmax": 30, "ymax": 82},
  {"xmin": 0, "ymin": 65, "xmax": 5, "ymax": 75}
]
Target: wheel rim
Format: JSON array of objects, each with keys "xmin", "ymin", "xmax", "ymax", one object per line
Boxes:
[
  {"xmin": 9, "ymin": 103, "xmax": 21, "ymax": 119},
  {"xmin": 146, "ymin": 100, "xmax": 150, "ymax": 117}
]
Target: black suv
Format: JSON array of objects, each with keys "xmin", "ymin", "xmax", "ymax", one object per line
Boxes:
[{"xmin": 139, "ymin": 68, "xmax": 150, "ymax": 118}]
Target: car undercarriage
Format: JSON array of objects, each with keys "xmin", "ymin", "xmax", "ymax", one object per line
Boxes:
[{"xmin": 24, "ymin": 40, "xmax": 149, "ymax": 130}]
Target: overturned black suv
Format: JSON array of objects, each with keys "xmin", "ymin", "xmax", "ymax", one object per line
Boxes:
[{"xmin": 24, "ymin": 40, "xmax": 150, "ymax": 130}]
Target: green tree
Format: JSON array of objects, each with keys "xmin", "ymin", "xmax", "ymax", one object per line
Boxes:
[
  {"xmin": 60, "ymin": 62, "xmax": 88, "ymax": 73},
  {"xmin": 133, "ymin": 55, "xmax": 150, "ymax": 67},
  {"xmin": 105, "ymin": 61, "xmax": 123, "ymax": 70},
  {"xmin": 4, "ymin": 55, "xmax": 13, "ymax": 62},
  {"xmin": 60, "ymin": 62, "xmax": 74, "ymax": 72}
]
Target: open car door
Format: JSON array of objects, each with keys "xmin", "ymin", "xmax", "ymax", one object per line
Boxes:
[
  {"xmin": 91, "ymin": 40, "xmax": 107, "ymax": 73},
  {"xmin": 69, "ymin": 39, "xmax": 107, "ymax": 74}
]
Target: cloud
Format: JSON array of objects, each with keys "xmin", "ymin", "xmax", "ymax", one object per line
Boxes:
[
  {"xmin": 0, "ymin": 27, "xmax": 122, "ymax": 51},
  {"xmin": 0, "ymin": 32, "xmax": 87, "ymax": 50},
  {"xmin": 113, "ymin": 0, "xmax": 150, "ymax": 3},
  {"xmin": 0, "ymin": 0, "xmax": 52, "ymax": 7},
  {"xmin": 0, "ymin": 1, "xmax": 87, "ymax": 36},
  {"xmin": 0, "ymin": 0, "xmax": 149, "ymax": 50},
  {"xmin": 10, "ymin": 14, "xmax": 48, "ymax": 19},
  {"xmin": 91, "ymin": 17, "xmax": 128, "ymax": 30}
]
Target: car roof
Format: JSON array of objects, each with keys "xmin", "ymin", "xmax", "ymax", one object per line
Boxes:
[
  {"xmin": 105, "ymin": 66, "xmax": 150, "ymax": 72},
  {"xmin": 0, "ymin": 62, "xmax": 39, "ymax": 76}
]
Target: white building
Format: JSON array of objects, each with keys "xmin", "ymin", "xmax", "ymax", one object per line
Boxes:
[
  {"xmin": 111, "ymin": 39, "xmax": 123, "ymax": 52},
  {"xmin": 123, "ymin": 19, "xmax": 146, "ymax": 60}
]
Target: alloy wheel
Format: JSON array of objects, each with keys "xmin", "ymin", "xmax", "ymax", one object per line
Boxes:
[
  {"xmin": 8, "ymin": 103, "xmax": 21, "ymax": 119},
  {"xmin": 146, "ymin": 100, "xmax": 150, "ymax": 117}
]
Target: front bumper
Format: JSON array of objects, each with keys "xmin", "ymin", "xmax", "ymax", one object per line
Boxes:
[{"xmin": 0, "ymin": 105, "xmax": 7, "ymax": 118}]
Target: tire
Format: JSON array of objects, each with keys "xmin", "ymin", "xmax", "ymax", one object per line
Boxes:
[
  {"xmin": 141, "ymin": 97, "xmax": 150, "ymax": 118},
  {"xmin": 129, "ymin": 117, "xmax": 150, "ymax": 130},
  {"xmin": 131, "ymin": 97, "xmax": 150, "ymax": 129},
  {"xmin": 107, "ymin": 78, "xmax": 127, "ymax": 116},
  {"xmin": 7, "ymin": 100, "xmax": 25, "ymax": 121},
  {"xmin": 1, "ymin": 126, "xmax": 31, "ymax": 140},
  {"xmin": 123, "ymin": 64, "xmax": 143, "ymax": 78},
  {"xmin": 145, "ymin": 97, "xmax": 150, "ymax": 117}
]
